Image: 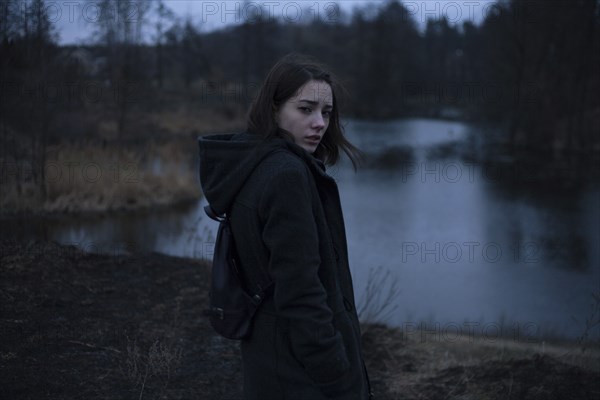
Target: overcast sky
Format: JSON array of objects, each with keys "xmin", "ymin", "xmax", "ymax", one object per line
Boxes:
[{"xmin": 52, "ymin": 0, "xmax": 497, "ymax": 45}]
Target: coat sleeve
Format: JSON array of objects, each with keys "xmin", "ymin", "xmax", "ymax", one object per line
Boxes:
[{"xmin": 258, "ymin": 162, "xmax": 351, "ymax": 387}]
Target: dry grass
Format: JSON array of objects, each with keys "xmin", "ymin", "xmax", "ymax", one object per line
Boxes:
[
  {"xmin": 123, "ymin": 336, "xmax": 184, "ymax": 400},
  {"xmin": 362, "ymin": 324, "xmax": 600, "ymax": 399},
  {"xmin": 1, "ymin": 140, "xmax": 201, "ymax": 214},
  {"xmin": 357, "ymin": 266, "xmax": 401, "ymax": 325}
]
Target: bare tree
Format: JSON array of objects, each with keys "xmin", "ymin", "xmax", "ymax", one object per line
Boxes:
[
  {"xmin": 153, "ymin": 0, "xmax": 175, "ymax": 90},
  {"xmin": 85, "ymin": 0, "xmax": 154, "ymax": 136}
]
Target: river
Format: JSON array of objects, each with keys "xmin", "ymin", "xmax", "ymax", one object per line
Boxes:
[{"xmin": 4, "ymin": 118, "xmax": 599, "ymax": 341}]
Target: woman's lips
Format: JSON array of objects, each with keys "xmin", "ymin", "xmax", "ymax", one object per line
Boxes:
[{"xmin": 306, "ymin": 135, "xmax": 321, "ymax": 144}]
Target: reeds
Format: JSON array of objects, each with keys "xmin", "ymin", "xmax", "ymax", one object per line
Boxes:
[{"xmin": 1, "ymin": 141, "xmax": 201, "ymax": 214}]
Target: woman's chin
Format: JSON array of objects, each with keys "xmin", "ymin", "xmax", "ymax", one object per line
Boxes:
[{"xmin": 299, "ymin": 143, "xmax": 318, "ymax": 154}]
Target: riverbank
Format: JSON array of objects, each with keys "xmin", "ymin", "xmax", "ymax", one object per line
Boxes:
[
  {"xmin": 0, "ymin": 104, "xmax": 247, "ymax": 216},
  {"xmin": 0, "ymin": 138, "xmax": 202, "ymax": 215},
  {"xmin": 2, "ymin": 240, "xmax": 598, "ymax": 399}
]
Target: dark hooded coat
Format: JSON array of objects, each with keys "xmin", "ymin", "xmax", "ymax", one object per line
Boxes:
[{"xmin": 198, "ymin": 132, "xmax": 372, "ymax": 400}]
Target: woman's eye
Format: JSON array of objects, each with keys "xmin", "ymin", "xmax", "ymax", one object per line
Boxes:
[
  {"xmin": 299, "ymin": 107, "xmax": 312, "ymax": 113},
  {"xmin": 322, "ymin": 110, "xmax": 332, "ymax": 118}
]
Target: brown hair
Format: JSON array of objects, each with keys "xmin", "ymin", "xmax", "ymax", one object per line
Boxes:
[{"xmin": 247, "ymin": 53, "xmax": 364, "ymax": 170}]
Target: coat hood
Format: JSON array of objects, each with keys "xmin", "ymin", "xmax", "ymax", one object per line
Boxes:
[{"xmin": 197, "ymin": 131, "xmax": 329, "ymax": 216}]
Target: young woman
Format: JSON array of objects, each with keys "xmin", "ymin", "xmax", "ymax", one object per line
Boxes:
[{"xmin": 198, "ymin": 54, "xmax": 372, "ymax": 400}]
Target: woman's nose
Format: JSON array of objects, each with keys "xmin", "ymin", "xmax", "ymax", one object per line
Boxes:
[{"xmin": 312, "ymin": 113, "xmax": 325, "ymax": 130}]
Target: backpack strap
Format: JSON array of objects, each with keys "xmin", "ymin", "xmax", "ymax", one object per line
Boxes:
[{"xmin": 204, "ymin": 204, "xmax": 274, "ymax": 303}]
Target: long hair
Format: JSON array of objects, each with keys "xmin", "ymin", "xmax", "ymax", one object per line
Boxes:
[{"xmin": 247, "ymin": 53, "xmax": 364, "ymax": 170}]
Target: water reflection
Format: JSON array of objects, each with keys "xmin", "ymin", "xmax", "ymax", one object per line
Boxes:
[{"xmin": 0, "ymin": 202, "xmax": 213, "ymax": 258}]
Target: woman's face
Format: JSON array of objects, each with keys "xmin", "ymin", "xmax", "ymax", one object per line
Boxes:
[{"xmin": 276, "ymin": 80, "xmax": 333, "ymax": 154}]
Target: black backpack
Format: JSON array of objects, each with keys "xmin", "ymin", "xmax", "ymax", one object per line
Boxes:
[{"xmin": 202, "ymin": 204, "xmax": 273, "ymax": 340}]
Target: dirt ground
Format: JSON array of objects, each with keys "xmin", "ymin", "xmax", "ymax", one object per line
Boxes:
[{"xmin": 1, "ymin": 240, "xmax": 599, "ymax": 400}]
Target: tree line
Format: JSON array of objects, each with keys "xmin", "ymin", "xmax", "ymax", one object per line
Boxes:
[{"xmin": 1, "ymin": 0, "xmax": 598, "ymax": 157}]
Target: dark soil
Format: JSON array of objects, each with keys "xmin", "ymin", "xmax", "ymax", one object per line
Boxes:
[
  {"xmin": 1, "ymin": 240, "xmax": 598, "ymax": 400},
  {"xmin": 1, "ymin": 240, "xmax": 241, "ymax": 400}
]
